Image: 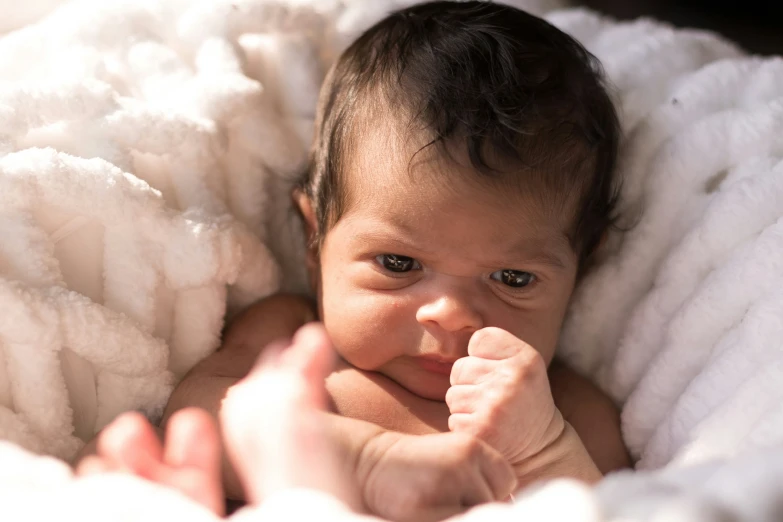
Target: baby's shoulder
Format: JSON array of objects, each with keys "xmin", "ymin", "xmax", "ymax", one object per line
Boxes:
[
  {"xmin": 548, "ymin": 361, "xmax": 632, "ymax": 473},
  {"xmin": 548, "ymin": 360, "xmax": 609, "ymax": 413},
  {"xmin": 222, "ymin": 293, "xmax": 317, "ymax": 350}
]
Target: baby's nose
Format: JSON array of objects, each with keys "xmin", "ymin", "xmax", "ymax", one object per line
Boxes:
[{"xmin": 415, "ymin": 293, "xmax": 483, "ymax": 335}]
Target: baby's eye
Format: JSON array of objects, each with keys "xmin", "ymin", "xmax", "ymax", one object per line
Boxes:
[
  {"xmin": 376, "ymin": 254, "xmax": 421, "ymax": 273},
  {"xmin": 490, "ymin": 269, "xmax": 536, "ymax": 288}
]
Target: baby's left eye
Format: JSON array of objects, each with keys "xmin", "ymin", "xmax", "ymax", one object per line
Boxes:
[
  {"xmin": 490, "ymin": 270, "xmax": 536, "ymax": 288},
  {"xmin": 376, "ymin": 254, "xmax": 421, "ymax": 273}
]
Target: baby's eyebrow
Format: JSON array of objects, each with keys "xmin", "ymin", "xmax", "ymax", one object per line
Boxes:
[
  {"xmin": 503, "ymin": 239, "xmax": 571, "ymax": 270},
  {"xmin": 517, "ymin": 251, "xmax": 568, "ymax": 270},
  {"xmin": 352, "ymin": 231, "xmax": 436, "ymax": 255}
]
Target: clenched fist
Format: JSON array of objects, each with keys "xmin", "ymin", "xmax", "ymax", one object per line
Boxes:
[{"xmin": 446, "ymin": 327, "xmax": 565, "ymax": 467}]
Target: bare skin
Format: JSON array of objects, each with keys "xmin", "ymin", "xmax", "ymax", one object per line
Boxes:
[
  {"xmin": 77, "ymin": 408, "xmax": 225, "ymax": 515},
  {"xmin": 78, "ymin": 214, "xmax": 630, "ymax": 517},
  {"xmin": 76, "ymin": 90, "xmax": 631, "ymax": 519},
  {"xmin": 147, "ymin": 292, "xmax": 628, "ymax": 509},
  {"xmin": 76, "ymin": 284, "xmax": 627, "ymax": 519},
  {"xmin": 198, "ymin": 294, "xmax": 629, "ymax": 473},
  {"xmin": 80, "ymin": 323, "xmax": 516, "ymax": 522}
]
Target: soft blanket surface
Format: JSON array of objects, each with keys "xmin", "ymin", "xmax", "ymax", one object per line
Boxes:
[{"xmin": 1, "ymin": 0, "xmax": 783, "ymax": 520}]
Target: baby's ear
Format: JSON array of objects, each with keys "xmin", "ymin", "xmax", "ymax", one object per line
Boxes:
[
  {"xmin": 292, "ymin": 188, "xmax": 318, "ymax": 243},
  {"xmin": 292, "ymin": 189, "xmax": 320, "ymax": 292}
]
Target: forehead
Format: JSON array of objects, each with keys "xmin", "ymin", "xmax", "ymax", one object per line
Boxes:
[
  {"xmin": 338, "ymin": 120, "xmax": 575, "ymax": 266},
  {"xmin": 345, "ymin": 115, "xmax": 566, "ymax": 224}
]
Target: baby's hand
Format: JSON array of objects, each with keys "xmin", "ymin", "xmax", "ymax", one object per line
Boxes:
[
  {"xmin": 359, "ymin": 430, "xmax": 515, "ymax": 521},
  {"xmin": 446, "ymin": 327, "xmax": 565, "ymax": 468}
]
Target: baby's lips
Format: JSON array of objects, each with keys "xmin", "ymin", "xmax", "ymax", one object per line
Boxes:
[{"xmin": 416, "ymin": 356, "xmax": 456, "ymax": 375}]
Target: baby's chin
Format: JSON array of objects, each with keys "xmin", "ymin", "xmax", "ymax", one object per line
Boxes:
[{"xmin": 386, "ymin": 369, "xmax": 450, "ymax": 402}]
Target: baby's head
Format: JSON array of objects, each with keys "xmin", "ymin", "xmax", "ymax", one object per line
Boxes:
[{"xmin": 295, "ymin": 1, "xmax": 619, "ymax": 400}]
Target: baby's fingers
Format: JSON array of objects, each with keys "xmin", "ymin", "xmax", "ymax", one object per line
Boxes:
[
  {"xmin": 476, "ymin": 444, "xmax": 517, "ymax": 502},
  {"xmin": 445, "ymin": 384, "xmax": 480, "ymax": 414},
  {"xmin": 467, "ymin": 328, "xmax": 526, "ymax": 360},
  {"xmin": 450, "ymin": 356, "xmax": 496, "ymax": 386},
  {"xmin": 448, "ymin": 412, "xmax": 480, "ymax": 435}
]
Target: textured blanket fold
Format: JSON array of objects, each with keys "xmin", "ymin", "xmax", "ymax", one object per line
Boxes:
[
  {"xmin": 2, "ymin": 0, "xmax": 783, "ymax": 520},
  {"xmin": 554, "ymin": 12, "xmax": 783, "ymax": 468},
  {"xmin": 3, "ymin": 440, "xmax": 783, "ymax": 521}
]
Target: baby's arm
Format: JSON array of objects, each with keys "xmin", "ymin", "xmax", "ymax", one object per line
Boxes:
[
  {"xmin": 443, "ymin": 327, "xmax": 631, "ymax": 487},
  {"xmin": 162, "ymin": 294, "xmax": 373, "ymax": 499},
  {"xmin": 164, "ymin": 294, "xmax": 515, "ymax": 512},
  {"xmin": 327, "ymin": 347, "xmax": 630, "ymax": 478},
  {"xmin": 548, "ymin": 361, "xmax": 632, "ymax": 474}
]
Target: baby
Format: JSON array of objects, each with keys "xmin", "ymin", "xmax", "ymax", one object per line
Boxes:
[{"xmin": 81, "ymin": 0, "xmax": 630, "ymax": 518}]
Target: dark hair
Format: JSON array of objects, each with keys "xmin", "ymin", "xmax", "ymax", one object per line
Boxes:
[{"xmin": 301, "ymin": 0, "xmax": 620, "ymax": 266}]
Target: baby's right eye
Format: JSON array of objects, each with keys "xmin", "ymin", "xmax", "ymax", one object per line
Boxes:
[{"xmin": 376, "ymin": 254, "xmax": 421, "ymax": 273}]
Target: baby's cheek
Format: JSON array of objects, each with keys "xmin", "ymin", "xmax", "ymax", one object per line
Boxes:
[
  {"xmin": 322, "ymin": 291, "xmax": 408, "ymax": 371},
  {"xmin": 504, "ymin": 315, "xmax": 560, "ymax": 367}
]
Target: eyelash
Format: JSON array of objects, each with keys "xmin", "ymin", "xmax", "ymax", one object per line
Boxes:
[{"xmin": 374, "ymin": 254, "xmax": 537, "ymax": 289}]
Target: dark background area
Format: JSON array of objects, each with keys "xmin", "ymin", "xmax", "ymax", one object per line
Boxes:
[{"xmin": 580, "ymin": 0, "xmax": 783, "ymax": 55}]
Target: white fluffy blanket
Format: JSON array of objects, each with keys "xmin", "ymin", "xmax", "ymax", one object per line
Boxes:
[
  {"xmin": 3, "ymin": 440, "xmax": 783, "ymax": 521},
  {"xmin": 2, "ymin": 0, "xmax": 783, "ymax": 520}
]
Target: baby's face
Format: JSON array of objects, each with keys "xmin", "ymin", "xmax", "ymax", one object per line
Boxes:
[{"xmin": 313, "ymin": 127, "xmax": 579, "ymax": 401}]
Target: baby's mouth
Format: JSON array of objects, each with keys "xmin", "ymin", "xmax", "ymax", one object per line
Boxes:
[{"xmin": 414, "ymin": 355, "xmax": 457, "ymax": 376}]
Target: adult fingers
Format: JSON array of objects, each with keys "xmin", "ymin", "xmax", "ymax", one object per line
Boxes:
[
  {"xmin": 96, "ymin": 411, "xmax": 164, "ymax": 472},
  {"xmin": 290, "ymin": 323, "xmax": 335, "ymax": 375},
  {"xmin": 75, "ymin": 455, "xmax": 113, "ymax": 476},
  {"xmin": 285, "ymin": 322, "xmax": 336, "ymax": 409},
  {"xmin": 248, "ymin": 340, "xmax": 289, "ymax": 375},
  {"xmin": 396, "ymin": 505, "xmax": 468, "ymax": 522},
  {"xmin": 163, "ymin": 408, "xmax": 221, "ymax": 471},
  {"xmin": 162, "ymin": 408, "xmax": 225, "ymax": 515}
]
